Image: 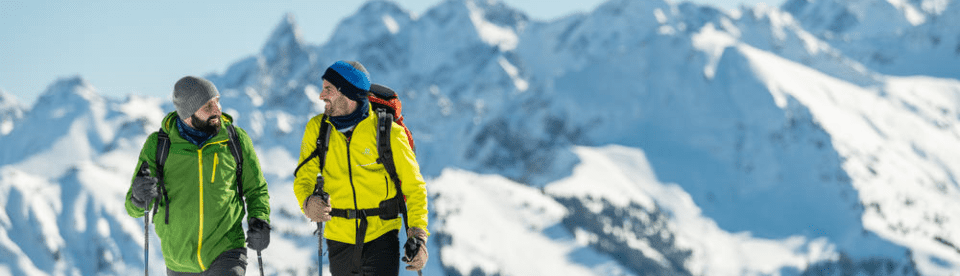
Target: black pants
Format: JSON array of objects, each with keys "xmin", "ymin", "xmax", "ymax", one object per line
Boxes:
[
  {"xmin": 328, "ymin": 230, "xmax": 400, "ymax": 276},
  {"xmin": 166, "ymin": 248, "xmax": 247, "ymax": 276}
]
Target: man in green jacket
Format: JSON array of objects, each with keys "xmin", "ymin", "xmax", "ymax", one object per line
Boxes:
[{"xmin": 125, "ymin": 76, "xmax": 271, "ymax": 275}]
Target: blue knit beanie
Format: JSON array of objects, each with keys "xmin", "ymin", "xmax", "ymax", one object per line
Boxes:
[{"xmin": 322, "ymin": 60, "xmax": 371, "ymax": 102}]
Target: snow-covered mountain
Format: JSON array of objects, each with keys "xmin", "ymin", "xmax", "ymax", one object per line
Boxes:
[
  {"xmin": 2, "ymin": 0, "xmax": 960, "ymax": 275},
  {"xmin": 783, "ymin": 0, "xmax": 960, "ymax": 79},
  {"xmin": 0, "ymin": 89, "xmax": 25, "ymax": 136}
]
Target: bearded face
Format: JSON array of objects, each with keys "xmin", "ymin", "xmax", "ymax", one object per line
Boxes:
[
  {"xmin": 320, "ymin": 80, "xmax": 358, "ymax": 117},
  {"xmin": 191, "ymin": 113, "xmax": 221, "ymax": 134}
]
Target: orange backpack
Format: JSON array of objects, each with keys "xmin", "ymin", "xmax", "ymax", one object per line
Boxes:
[{"xmin": 368, "ymin": 84, "xmax": 415, "ymax": 153}]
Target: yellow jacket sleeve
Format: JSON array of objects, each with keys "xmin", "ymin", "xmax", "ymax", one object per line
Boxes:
[
  {"xmin": 391, "ymin": 122, "xmax": 430, "ymax": 235},
  {"xmin": 293, "ymin": 114, "xmax": 324, "ymax": 213}
]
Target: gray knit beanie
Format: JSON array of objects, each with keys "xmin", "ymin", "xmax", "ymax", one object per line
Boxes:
[{"xmin": 173, "ymin": 76, "xmax": 220, "ymax": 119}]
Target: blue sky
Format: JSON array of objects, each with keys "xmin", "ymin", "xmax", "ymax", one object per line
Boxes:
[{"xmin": 0, "ymin": 0, "xmax": 783, "ymax": 106}]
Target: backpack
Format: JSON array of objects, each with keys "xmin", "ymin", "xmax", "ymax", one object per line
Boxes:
[
  {"xmin": 292, "ymin": 84, "xmax": 416, "ymax": 230},
  {"xmin": 150, "ymin": 124, "xmax": 246, "ymax": 224},
  {"xmin": 368, "ymin": 84, "xmax": 416, "ymax": 154}
]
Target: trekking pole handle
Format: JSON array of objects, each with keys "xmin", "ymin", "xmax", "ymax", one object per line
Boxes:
[
  {"xmin": 136, "ymin": 162, "xmax": 155, "ymax": 209},
  {"xmin": 314, "ymin": 175, "xmax": 329, "ymax": 201},
  {"xmin": 137, "ymin": 161, "xmax": 151, "ymax": 177}
]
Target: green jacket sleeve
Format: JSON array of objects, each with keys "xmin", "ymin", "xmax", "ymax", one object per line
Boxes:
[
  {"xmin": 125, "ymin": 132, "xmax": 159, "ymax": 217},
  {"xmin": 237, "ymin": 126, "xmax": 271, "ymax": 224}
]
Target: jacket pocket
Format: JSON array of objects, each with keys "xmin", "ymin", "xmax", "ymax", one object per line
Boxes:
[
  {"xmin": 211, "ymin": 153, "xmax": 219, "ymax": 184},
  {"xmin": 357, "ymin": 161, "xmax": 385, "ymax": 172}
]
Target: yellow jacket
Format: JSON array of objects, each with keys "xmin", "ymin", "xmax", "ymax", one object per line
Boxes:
[{"xmin": 293, "ymin": 109, "xmax": 429, "ymax": 244}]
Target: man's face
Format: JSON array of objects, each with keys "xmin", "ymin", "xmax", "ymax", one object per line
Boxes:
[
  {"xmin": 189, "ymin": 97, "xmax": 221, "ymax": 134},
  {"xmin": 320, "ymin": 80, "xmax": 357, "ymax": 117}
]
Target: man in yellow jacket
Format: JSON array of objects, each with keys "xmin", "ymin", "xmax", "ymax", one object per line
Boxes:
[{"xmin": 293, "ymin": 60, "xmax": 428, "ymax": 275}]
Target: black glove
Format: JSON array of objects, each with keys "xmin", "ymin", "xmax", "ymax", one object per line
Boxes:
[
  {"xmin": 131, "ymin": 173, "xmax": 159, "ymax": 209},
  {"xmin": 403, "ymin": 237, "xmax": 424, "ymax": 259},
  {"xmin": 402, "ymin": 227, "xmax": 429, "ymax": 271},
  {"xmin": 246, "ymin": 218, "xmax": 271, "ymax": 251}
]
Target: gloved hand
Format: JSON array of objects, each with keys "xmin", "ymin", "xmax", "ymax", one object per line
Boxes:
[
  {"xmin": 246, "ymin": 218, "xmax": 271, "ymax": 251},
  {"xmin": 303, "ymin": 195, "xmax": 332, "ymax": 222},
  {"xmin": 402, "ymin": 227, "xmax": 429, "ymax": 271},
  {"xmin": 130, "ymin": 174, "xmax": 159, "ymax": 209}
]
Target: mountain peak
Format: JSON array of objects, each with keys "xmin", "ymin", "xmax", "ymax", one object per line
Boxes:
[
  {"xmin": 419, "ymin": 0, "xmax": 528, "ymax": 51},
  {"xmin": 34, "ymin": 76, "xmax": 101, "ymax": 108},
  {"xmin": 464, "ymin": 0, "xmax": 524, "ymax": 50},
  {"xmin": 326, "ymin": 0, "xmax": 412, "ymax": 46},
  {"xmin": 587, "ymin": 0, "xmax": 675, "ymax": 32},
  {"xmin": 357, "ymin": 0, "xmax": 408, "ymax": 16},
  {"xmin": 260, "ymin": 13, "xmax": 308, "ymax": 65},
  {"xmin": 463, "ymin": 0, "xmax": 528, "ymax": 26},
  {"xmin": 0, "ymin": 89, "xmax": 22, "ymax": 108},
  {"xmin": 0, "ymin": 89, "xmax": 24, "ymax": 136},
  {"xmin": 594, "ymin": 0, "xmax": 673, "ymax": 16}
]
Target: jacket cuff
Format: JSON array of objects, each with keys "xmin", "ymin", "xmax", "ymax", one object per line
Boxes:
[{"xmin": 130, "ymin": 196, "xmax": 148, "ymax": 209}]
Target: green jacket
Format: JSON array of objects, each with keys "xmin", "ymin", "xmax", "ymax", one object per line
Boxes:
[{"xmin": 125, "ymin": 112, "xmax": 270, "ymax": 273}]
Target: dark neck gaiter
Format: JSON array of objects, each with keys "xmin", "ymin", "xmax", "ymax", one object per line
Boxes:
[
  {"xmin": 176, "ymin": 116, "xmax": 215, "ymax": 147},
  {"xmin": 329, "ymin": 100, "xmax": 369, "ymax": 131}
]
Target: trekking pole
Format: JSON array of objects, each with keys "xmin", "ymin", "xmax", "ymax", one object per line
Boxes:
[
  {"xmin": 137, "ymin": 163, "xmax": 152, "ymax": 276},
  {"xmin": 316, "ymin": 221, "xmax": 324, "ymax": 276},
  {"xmin": 257, "ymin": 250, "xmax": 265, "ymax": 276},
  {"xmin": 144, "ymin": 200, "xmax": 151, "ymax": 276},
  {"xmin": 315, "ymin": 174, "xmax": 330, "ymax": 276}
]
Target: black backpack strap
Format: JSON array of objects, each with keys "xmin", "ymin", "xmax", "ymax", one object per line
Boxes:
[
  {"xmin": 375, "ymin": 109, "xmax": 409, "ymax": 232},
  {"xmin": 225, "ymin": 124, "xmax": 246, "ymax": 216},
  {"xmin": 155, "ymin": 128, "xmax": 172, "ymax": 224},
  {"xmin": 313, "ymin": 119, "xmax": 331, "ymax": 197},
  {"xmin": 293, "ymin": 115, "xmax": 332, "ymax": 181}
]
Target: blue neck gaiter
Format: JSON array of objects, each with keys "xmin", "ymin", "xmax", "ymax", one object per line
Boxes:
[
  {"xmin": 176, "ymin": 117, "xmax": 214, "ymax": 147},
  {"xmin": 329, "ymin": 100, "xmax": 369, "ymax": 130}
]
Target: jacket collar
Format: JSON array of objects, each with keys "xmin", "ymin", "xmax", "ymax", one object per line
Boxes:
[{"xmin": 161, "ymin": 111, "xmax": 234, "ymax": 146}]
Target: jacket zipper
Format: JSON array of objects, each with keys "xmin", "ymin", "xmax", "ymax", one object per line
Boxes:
[
  {"xmin": 346, "ymin": 137, "xmax": 360, "ymax": 219},
  {"xmin": 196, "ymin": 148, "xmax": 206, "ymax": 271},
  {"xmin": 185, "ymin": 139, "xmax": 228, "ymax": 271}
]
